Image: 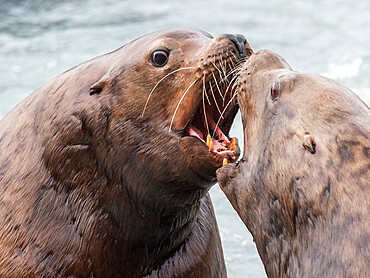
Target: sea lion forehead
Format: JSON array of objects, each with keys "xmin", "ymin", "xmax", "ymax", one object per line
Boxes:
[
  {"xmin": 244, "ymin": 50, "xmax": 292, "ymax": 75},
  {"xmin": 146, "ymin": 28, "xmax": 213, "ymax": 53},
  {"xmin": 119, "ymin": 28, "xmax": 213, "ymax": 62},
  {"xmin": 150, "ymin": 28, "xmax": 213, "ymax": 40},
  {"xmin": 134, "ymin": 28, "xmax": 212, "ymax": 47}
]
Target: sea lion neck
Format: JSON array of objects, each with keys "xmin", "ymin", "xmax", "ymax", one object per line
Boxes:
[
  {"xmin": 218, "ymin": 49, "xmax": 370, "ymax": 277},
  {"xmin": 0, "ymin": 28, "xmax": 254, "ymax": 277},
  {"xmin": 110, "ymin": 184, "xmax": 203, "ymax": 274}
]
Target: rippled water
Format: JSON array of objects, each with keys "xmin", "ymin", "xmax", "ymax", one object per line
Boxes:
[{"xmin": 0, "ymin": 0, "xmax": 369, "ymax": 277}]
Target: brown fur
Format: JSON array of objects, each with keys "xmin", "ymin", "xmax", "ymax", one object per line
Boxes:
[
  {"xmin": 0, "ymin": 28, "xmax": 249, "ymax": 277},
  {"xmin": 217, "ymin": 50, "xmax": 370, "ymax": 278}
]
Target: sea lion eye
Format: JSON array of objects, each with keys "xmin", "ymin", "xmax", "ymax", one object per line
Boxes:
[
  {"xmin": 271, "ymin": 81, "xmax": 279, "ymax": 100},
  {"xmin": 150, "ymin": 50, "xmax": 169, "ymax": 67}
]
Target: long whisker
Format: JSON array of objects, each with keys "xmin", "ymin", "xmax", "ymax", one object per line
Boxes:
[
  {"xmin": 223, "ymin": 56, "xmax": 229, "ymax": 79},
  {"xmin": 142, "ymin": 67, "xmax": 194, "ymax": 117},
  {"xmin": 212, "ymin": 71, "xmax": 224, "ymax": 101},
  {"xmin": 234, "ymin": 58, "xmax": 247, "ymax": 67},
  {"xmin": 203, "ymin": 75, "xmax": 211, "ymax": 105},
  {"xmin": 231, "ymin": 53, "xmax": 247, "ymax": 67},
  {"xmin": 223, "ymin": 73, "xmax": 240, "ymax": 106},
  {"xmin": 217, "ymin": 54, "xmax": 243, "ymax": 105},
  {"xmin": 209, "ymin": 80, "xmax": 224, "ymax": 119},
  {"xmin": 168, "ymin": 79, "xmax": 198, "ymax": 132},
  {"xmin": 224, "ymin": 73, "xmax": 240, "ymax": 95},
  {"xmin": 219, "ymin": 53, "xmax": 228, "ymax": 81},
  {"xmin": 231, "ymin": 52, "xmax": 240, "ymax": 63},
  {"xmin": 213, "ymin": 91, "xmax": 239, "ymax": 140},
  {"xmin": 211, "ymin": 62, "xmax": 221, "ymax": 72},
  {"xmin": 217, "ymin": 69, "xmax": 226, "ymax": 86},
  {"xmin": 223, "ymin": 64, "xmax": 242, "ymax": 81},
  {"xmin": 229, "ymin": 55, "xmax": 235, "ymax": 68},
  {"xmin": 228, "ymin": 62, "xmax": 235, "ymax": 73},
  {"xmin": 202, "ymin": 80, "xmax": 210, "ymax": 142},
  {"xmin": 211, "ymin": 62, "xmax": 223, "ymax": 77}
]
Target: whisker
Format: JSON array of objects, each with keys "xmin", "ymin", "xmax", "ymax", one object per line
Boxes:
[
  {"xmin": 235, "ymin": 58, "xmax": 246, "ymax": 67},
  {"xmin": 211, "ymin": 62, "xmax": 223, "ymax": 77},
  {"xmin": 229, "ymin": 56, "xmax": 235, "ymax": 68},
  {"xmin": 209, "ymin": 80, "xmax": 224, "ymax": 120},
  {"xmin": 203, "ymin": 75, "xmax": 211, "ymax": 105},
  {"xmin": 213, "ymin": 55, "xmax": 226, "ymax": 82},
  {"xmin": 212, "ymin": 71, "xmax": 224, "ymax": 101},
  {"xmin": 202, "ymin": 80, "xmax": 210, "ymax": 142},
  {"xmin": 223, "ymin": 73, "xmax": 240, "ymax": 105},
  {"xmin": 231, "ymin": 53, "xmax": 247, "ymax": 67},
  {"xmin": 213, "ymin": 91, "xmax": 239, "ymax": 140},
  {"xmin": 211, "ymin": 61, "xmax": 226, "ymax": 87},
  {"xmin": 228, "ymin": 62, "xmax": 235, "ymax": 73},
  {"xmin": 142, "ymin": 67, "xmax": 194, "ymax": 117},
  {"xmin": 231, "ymin": 52, "xmax": 240, "ymax": 63},
  {"xmin": 235, "ymin": 69, "xmax": 248, "ymax": 74},
  {"xmin": 217, "ymin": 69, "xmax": 226, "ymax": 86},
  {"xmin": 219, "ymin": 53, "xmax": 228, "ymax": 81},
  {"xmin": 223, "ymin": 64, "xmax": 242, "ymax": 81},
  {"xmin": 169, "ymin": 79, "xmax": 198, "ymax": 132},
  {"xmin": 223, "ymin": 57, "xmax": 229, "ymax": 78},
  {"xmin": 222, "ymin": 74, "xmax": 238, "ymax": 106}
]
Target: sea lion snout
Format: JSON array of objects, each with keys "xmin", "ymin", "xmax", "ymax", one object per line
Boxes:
[
  {"xmin": 214, "ymin": 33, "xmax": 253, "ymax": 58},
  {"xmin": 216, "ymin": 162, "xmax": 239, "ymax": 189},
  {"xmin": 225, "ymin": 34, "xmax": 246, "ymax": 57}
]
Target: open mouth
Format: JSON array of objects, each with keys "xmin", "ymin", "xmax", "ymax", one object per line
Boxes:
[{"xmin": 181, "ymin": 63, "xmax": 241, "ymax": 166}]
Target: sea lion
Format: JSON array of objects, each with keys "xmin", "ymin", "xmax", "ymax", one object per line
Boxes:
[
  {"xmin": 0, "ymin": 28, "xmax": 252, "ymax": 277},
  {"xmin": 217, "ymin": 50, "xmax": 370, "ymax": 277}
]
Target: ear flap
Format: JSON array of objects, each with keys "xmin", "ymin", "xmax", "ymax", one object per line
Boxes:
[{"xmin": 89, "ymin": 74, "xmax": 113, "ymax": 95}]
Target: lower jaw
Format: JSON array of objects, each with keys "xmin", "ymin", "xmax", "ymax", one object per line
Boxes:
[{"xmin": 178, "ymin": 135, "xmax": 240, "ymax": 181}]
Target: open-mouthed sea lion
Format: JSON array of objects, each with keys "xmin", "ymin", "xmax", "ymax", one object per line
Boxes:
[
  {"xmin": 0, "ymin": 28, "xmax": 252, "ymax": 277},
  {"xmin": 217, "ymin": 50, "xmax": 370, "ymax": 277}
]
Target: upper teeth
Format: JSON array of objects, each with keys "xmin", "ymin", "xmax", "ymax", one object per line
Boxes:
[{"xmin": 206, "ymin": 134, "xmax": 214, "ymax": 151}]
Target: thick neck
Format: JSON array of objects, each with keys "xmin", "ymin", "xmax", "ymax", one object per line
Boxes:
[
  {"xmin": 100, "ymin": 178, "xmax": 207, "ymax": 275},
  {"xmin": 246, "ymin": 166, "xmax": 363, "ymax": 277}
]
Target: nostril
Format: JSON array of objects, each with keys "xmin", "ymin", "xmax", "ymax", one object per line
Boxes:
[
  {"xmin": 236, "ymin": 34, "xmax": 246, "ymax": 49},
  {"xmin": 226, "ymin": 34, "xmax": 245, "ymax": 57}
]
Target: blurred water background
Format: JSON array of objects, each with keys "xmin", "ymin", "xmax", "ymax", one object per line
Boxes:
[{"xmin": 0, "ymin": 0, "xmax": 369, "ymax": 277}]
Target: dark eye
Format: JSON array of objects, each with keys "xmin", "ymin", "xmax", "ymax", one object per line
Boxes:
[
  {"xmin": 271, "ymin": 81, "xmax": 279, "ymax": 100},
  {"xmin": 150, "ymin": 50, "xmax": 169, "ymax": 67}
]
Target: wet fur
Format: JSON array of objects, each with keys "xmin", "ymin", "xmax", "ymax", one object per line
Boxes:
[
  {"xmin": 0, "ymin": 28, "xmax": 250, "ymax": 277},
  {"xmin": 217, "ymin": 50, "xmax": 370, "ymax": 278}
]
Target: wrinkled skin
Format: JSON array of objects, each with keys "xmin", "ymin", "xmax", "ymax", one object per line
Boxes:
[
  {"xmin": 0, "ymin": 28, "xmax": 251, "ymax": 277},
  {"xmin": 217, "ymin": 50, "xmax": 370, "ymax": 278}
]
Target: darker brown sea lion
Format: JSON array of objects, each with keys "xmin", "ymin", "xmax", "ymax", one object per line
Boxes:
[
  {"xmin": 0, "ymin": 28, "xmax": 252, "ymax": 277},
  {"xmin": 217, "ymin": 50, "xmax": 370, "ymax": 277}
]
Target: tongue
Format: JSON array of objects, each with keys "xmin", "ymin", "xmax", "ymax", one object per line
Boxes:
[
  {"xmin": 189, "ymin": 126, "xmax": 203, "ymax": 140},
  {"xmin": 188, "ymin": 101, "xmax": 233, "ymax": 153},
  {"xmin": 189, "ymin": 124, "xmax": 234, "ymax": 155}
]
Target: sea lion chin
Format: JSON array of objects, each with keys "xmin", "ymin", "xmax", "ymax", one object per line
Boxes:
[
  {"xmin": 0, "ymin": 28, "xmax": 253, "ymax": 277},
  {"xmin": 217, "ymin": 50, "xmax": 370, "ymax": 277}
]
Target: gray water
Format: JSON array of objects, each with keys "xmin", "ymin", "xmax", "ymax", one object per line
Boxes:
[{"xmin": 0, "ymin": 0, "xmax": 369, "ymax": 277}]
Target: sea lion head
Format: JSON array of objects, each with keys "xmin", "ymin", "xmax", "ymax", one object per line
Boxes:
[
  {"xmin": 217, "ymin": 49, "xmax": 369, "ymax": 236},
  {"xmin": 41, "ymin": 28, "xmax": 252, "ymax": 218},
  {"xmin": 217, "ymin": 49, "xmax": 370, "ymax": 277}
]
